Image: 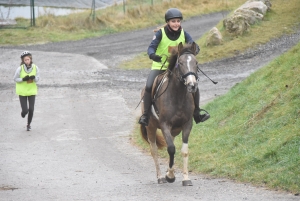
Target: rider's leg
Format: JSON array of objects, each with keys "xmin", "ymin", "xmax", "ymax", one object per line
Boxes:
[
  {"xmin": 139, "ymin": 70, "xmax": 164, "ymax": 126},
  {"xmin": 193, "ymin": 88, "xmax": 210, "ymax": 124}
]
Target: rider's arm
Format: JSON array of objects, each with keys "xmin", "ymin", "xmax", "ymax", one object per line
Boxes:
[
  {"xmin": 147, "ymin": 29, "xmax": 163, "ymax": 59},
  {"xmin": 184, "ymin": 31, "xmax": 200, "ymax": 55}
]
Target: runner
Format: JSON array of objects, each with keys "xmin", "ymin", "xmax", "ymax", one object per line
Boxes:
[{"xmin": 13, "ymin": 51, "xmax": 40, "ymax": 131}]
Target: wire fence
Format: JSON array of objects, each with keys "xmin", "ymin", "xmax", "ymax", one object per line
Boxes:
[{"xmin": 0, "ymin": 0, "xmax": 173, "ymax": 29}]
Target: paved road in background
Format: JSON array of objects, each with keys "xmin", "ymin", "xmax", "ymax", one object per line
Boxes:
[{"xmin": 1, "ymin": 11, "xmax": 299, "ymax": 200}]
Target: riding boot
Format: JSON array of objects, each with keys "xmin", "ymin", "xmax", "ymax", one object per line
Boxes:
[
  {"xmin": 193, "ymin": 89, "xmax": 210, "ymax": 124},
  {"xmin": 138, "ymin": 90, "xmax": 152, "ymax": 126}
]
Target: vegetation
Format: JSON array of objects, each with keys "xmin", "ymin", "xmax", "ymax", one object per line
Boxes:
[{"xmin": 0, "ymin": 0, "xmax": 245, "ymax": 45}]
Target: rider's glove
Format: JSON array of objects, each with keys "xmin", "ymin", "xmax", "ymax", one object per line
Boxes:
[
  {"xmin": 150, "ymin": 54, "xmax": 162, "ymax": 62},
  {"xmin": 22, "ymin": 75, "xmax": 30, "ymax": 81},
  {"xmin": 29, "ymin": 75, "xmax": 35, "ymax": 80}
]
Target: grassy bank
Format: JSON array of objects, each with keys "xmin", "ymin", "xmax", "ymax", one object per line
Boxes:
[
  {"xmin": 134, "ymin": 41, "xmax": 300, "ymax": 194},
  {"xmin": 0, "ymin": 0, "xmax": 245, "ymax": 45}
]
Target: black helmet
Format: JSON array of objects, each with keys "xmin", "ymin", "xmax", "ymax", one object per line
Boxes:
[
  {"xmin": 165, "ymin": 8, "xmax": 183, "ymax": 22},
  {"xmin": 20, "ymin": 51, "xmax": 31, "ymax": 58}
]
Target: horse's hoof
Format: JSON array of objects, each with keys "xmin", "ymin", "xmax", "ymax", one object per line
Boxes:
[
  {"xmin": 165, "ymin": 176, "xmax": 176, "ymax": 183},
  {"xmin": 158, "ymin": 178, "xmax": 167, "ymax": 184},
  {"xmin": 182, "ymin": 180, "xmax": 193, "ymax": 186}
]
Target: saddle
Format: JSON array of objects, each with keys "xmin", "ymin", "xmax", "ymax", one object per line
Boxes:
[{"xmin": 151, "ymin": 71, "xmax": 169, "ymax": 119}]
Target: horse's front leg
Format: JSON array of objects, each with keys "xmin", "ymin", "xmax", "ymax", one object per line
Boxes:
[
  {"xmin": 147, "ymin": 125, "xmax": 167, "ymax": 184},
  {"xmin": 181, "ymin": 142, "xmax": 192, "ymax": 186},
  {"xmin": 161, "ymin": 123, "xmax": 176, "ymax": 183},
  {"xmin": 181, "ymin": 121, "xmax": 193, "ymax": 186},
  {"xmin": 149, "ymin": 141, "xmax": 167, "ymax": 184}
]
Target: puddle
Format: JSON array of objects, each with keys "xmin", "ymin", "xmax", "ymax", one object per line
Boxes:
[{"xmin": 0, "ymin": 5, "xmax": 87, "ymax": 19}]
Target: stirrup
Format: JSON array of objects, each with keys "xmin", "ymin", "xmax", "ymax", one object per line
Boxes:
[{"xmin": 194, "ymin": 109, "xmax": 210, "ymax": 124}]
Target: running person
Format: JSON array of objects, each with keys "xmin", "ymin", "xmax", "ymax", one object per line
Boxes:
[
  {"xmin": 13, "ymin": 51, "xmax": 40, "ymax": 131},
  {"xmin": 138, "ymin": 8, "xmax": 210, "ymax": 126}
]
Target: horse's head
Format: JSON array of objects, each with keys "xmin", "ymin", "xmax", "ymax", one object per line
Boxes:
[{"xmin": 169, "ymin": 42, "xmax": 199, "ymax": 93}]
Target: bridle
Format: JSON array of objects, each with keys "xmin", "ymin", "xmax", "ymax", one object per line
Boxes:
[{"xmin": 174, "ymin": 51, "xmax": 198, "ymax": 85}]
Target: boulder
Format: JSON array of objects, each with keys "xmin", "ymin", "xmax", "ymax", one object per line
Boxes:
[
  {"xmin": 223, "ymin": 14, "xmax": 250, "ymax": 35},
  {"xmin": 206, "ymin": 27, "xmax": 223, "ymax": 46},
  {"xmin": 246, "ymin": 0, "xmax": 272, "ymax": 11},
  {"xmin": 239, "ymin": 1, "xmax": 268, "ymax": 15},
  {"xmin": 234, "ymin": 8, "xmax": 264, "ymax": 25}
]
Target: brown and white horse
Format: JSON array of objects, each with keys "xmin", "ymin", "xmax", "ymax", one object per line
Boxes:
[{"xmin": 140, "ymin": 42, "xmax": 199, "ymax": 186}]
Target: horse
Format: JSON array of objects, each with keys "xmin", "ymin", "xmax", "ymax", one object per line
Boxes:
[{"xmin": 140, "ymin": 42, "xmax": 199, "ymax": 186}]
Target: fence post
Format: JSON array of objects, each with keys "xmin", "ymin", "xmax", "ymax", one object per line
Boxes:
[
  {"xmin": 30, "ymin": 0, "xmax": 35, "ymax": 26},
  {"xmin": 91, "ymin": 0, "xmax": 95, "ymax": 21},
  {"xmin": 123, "ymin": 0, "xmax": 126, "ymax": 14}
]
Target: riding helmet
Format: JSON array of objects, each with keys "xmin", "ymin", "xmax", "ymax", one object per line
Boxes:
[
  {"xmin": 20, "ymin": 51, "xmax": 31, "ymax": 58},
  {"xmin": 165, "ymin": 8, "xmax": 183, "ymax": 22}
]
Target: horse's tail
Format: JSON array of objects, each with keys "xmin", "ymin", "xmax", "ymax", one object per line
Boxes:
[{"xmin": 140, "ymin": 125, "xmax": 166, "ymax": 149}]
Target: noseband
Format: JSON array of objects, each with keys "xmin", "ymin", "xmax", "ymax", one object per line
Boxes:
[{"xmin": 175, "ymin": 52, "xmax": 198, "ymax": 84}]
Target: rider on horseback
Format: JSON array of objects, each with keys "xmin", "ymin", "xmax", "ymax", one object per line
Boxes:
[{"xmin": 138, "ymin": 8, "xmax": 210, "ymax": 126}]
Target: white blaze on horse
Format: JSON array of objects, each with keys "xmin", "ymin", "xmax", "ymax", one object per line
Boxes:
[{"xmin": 140, "ymin": 42, "xmax": 199, "ymax": 186}]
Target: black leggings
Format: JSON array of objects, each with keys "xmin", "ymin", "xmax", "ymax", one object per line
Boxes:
[
  {"xmin": 19, "ymin": 95, "xmax": 35, "ymax": 125},
  {"xmin": 145, "ymin": 70, "xmax": 165, "ymax": 93}
]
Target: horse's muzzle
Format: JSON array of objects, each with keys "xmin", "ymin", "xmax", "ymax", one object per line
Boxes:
[{"xmin": 187, "ymin": 82, "xmax": 198, "ymax": 93}]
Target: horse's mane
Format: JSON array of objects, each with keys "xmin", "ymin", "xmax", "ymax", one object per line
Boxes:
[{"xmin": 167, "ymin": 43, "xmax": 195, "ymax": 72}]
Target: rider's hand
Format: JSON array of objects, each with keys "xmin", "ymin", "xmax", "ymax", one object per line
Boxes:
[
  {"xmin": 22, "ymin": 75, "xmax": 30, "ymax": 81},
  {"xmin": 150, "ymin": 54, "xmax": 162, "ymax": 62},
  {"xmin": 29, "ymin": 75, "xmax": 35, "ymax": 80}
]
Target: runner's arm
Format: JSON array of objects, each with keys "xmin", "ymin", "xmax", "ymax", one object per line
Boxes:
[{"xmin": 13, "ymin": 67, "xmax": 23, "ymax": 83}]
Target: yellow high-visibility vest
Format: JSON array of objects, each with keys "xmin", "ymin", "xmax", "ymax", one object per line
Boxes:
[
  {"xmin": 16, "ymin": 64, "xmax": 37, "ymax": 96},
  {"xmin": 151, "ymin": 28, "xmax": 185, "ymax": 70}
]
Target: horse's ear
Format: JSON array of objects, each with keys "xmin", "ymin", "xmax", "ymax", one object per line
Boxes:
[
  {"xmin": 178, "ymin": 42, "xmax": 183, "ymax": 53},
  {"xmin": 191, "ymin": 42, "xmax": 197, "ymax": 55}
]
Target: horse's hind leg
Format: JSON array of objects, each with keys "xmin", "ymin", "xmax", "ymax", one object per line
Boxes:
[
  {"xmin": 147, "ymin": 126, "xmax": 167, "ymax": 184},
  {"xmin": 181, "ymin": 143, "xmax": 193, "ymax": 186}
]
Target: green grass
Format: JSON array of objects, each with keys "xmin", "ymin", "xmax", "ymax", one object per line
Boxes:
[{"xmin": 133, "ymin": 41, "xmax": 300, "ymax": 193}]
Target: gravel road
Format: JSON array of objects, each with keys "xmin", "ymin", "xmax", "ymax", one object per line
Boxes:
[{"xmin": 0, "ymin": 11, "xmax": 299, "ymax": 201}]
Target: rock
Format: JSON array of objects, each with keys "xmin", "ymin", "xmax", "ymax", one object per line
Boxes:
[
  {"xmin": 206, "ymin": 27, "xmax": 223, "ymax": 46},
  {"xmin": 246, "ymin": 0, "xmax": 272, "ymax": 11},
  {"xmin": 234, "ymin": 8, "xmax": 264, "ymax": 25},
  {"xmin": 223, "ymin": 14, "xmax": 250, "ymax": 35},
  {"xmin": 239, "ymin": 1, "xmax": 268, "ymax": 15}
]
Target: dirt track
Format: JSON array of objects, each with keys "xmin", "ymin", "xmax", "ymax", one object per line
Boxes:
[{"xmin": 0, "ymin": 12, "xmax": 300, "ymax": 200}]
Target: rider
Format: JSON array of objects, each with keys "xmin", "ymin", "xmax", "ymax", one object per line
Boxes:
[
  {"xmin": 13, "ymin": 51, "xmax": 40, "ymax": 131},
  {"xmin": 138, "ymin": 8, "xmax": 210, "ymax": 126}
]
